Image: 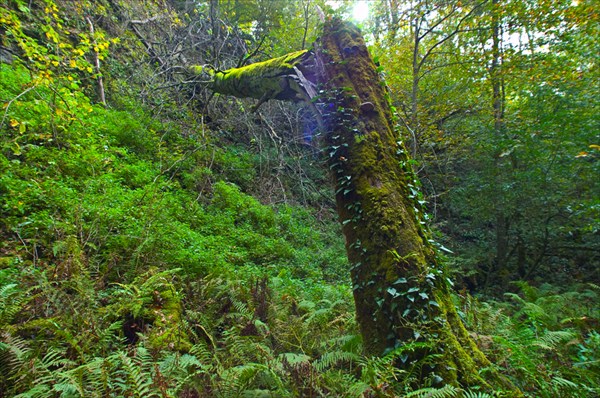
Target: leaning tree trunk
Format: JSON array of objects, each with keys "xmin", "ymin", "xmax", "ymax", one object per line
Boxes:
[{"xmin": 194, "ymin": 17, "xmax": 519, "ymax": 393}]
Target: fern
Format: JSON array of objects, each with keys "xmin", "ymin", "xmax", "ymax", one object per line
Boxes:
[
  {"xmin": 0, "ymin": 283, "xmax": 25, "ymax": 327},
  {"xmin": 551, "ymin": 376, "xmax": 579, "ymax": 391},
  {"xmin": 12, "ymin": 384, "xmax": 53, "ymax": 398},
  {"xmin": 96, "ymin": 320, "xmax": 125, "ymax": 350},
  {"xmin": 2, "ymin": 341, "xmax": 75, "ymax": 398},
  {"xmin": 313, "ymin": 350, "xmax": 360, "ymax": 372},
  {"xmin": 0, "ymin": 332, "xmax": 30, "ymax": 378},
  {"xmin": 76, "ymin": 356, "xmax": 117, "ymax": 397},
  {"xmin": 115, "ymin": 348, "xmax": 160, "ymax": 398},
  {"xmin": 346, "ymin": 379, "xmax": 372, "ymax": 397},
  {"xmin": 190, "ymin": 342, "xmax": 218, "ymax": 367},
  {"xmin": 218, "ymin": 363, "xmax": 286, "ymax": 398},
  {"xmin": 325, "ymin": 333, "xmax": 362, "ymax": 354},
  {"xmin": 404, "ymin": 384, "xmax": 459, "ymax": 398},
  {"xmin": 533, "ymin": 329, "xmax": 577, "ymax": 350},
  {"xmin": 461, "ymin": 391, "xmax": 494, "ymax": 398},
  {"xmin": 231, "ymin": 297, "xmax": 254, "ymax": 321},
  {"xmin": 158, "ymin": 352, "xmax": 206, "ymax": 396},
  {"xmin": 0, "ymin": 332, "xmax": 30, "ymax": 396}
]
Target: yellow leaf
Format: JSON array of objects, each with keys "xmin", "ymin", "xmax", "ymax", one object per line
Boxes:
[
  {"xmin": 589, "ymin": 144, "xmax": 600, "ymax": 151},
  {"xmin": 575, "ymin": 151, "xmax": 589, "ymax": 158},
  {"xmin": 9, "ymin": 119, "xmax": 19, "ymax": 127}
]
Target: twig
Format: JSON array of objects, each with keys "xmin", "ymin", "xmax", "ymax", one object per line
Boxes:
[
  {"xmin": 1, "ymin": 85, "xmax": 36, "ymax": 128},
  {"xmin": 130, "ymin": 16, "xmax": 160, "ymax": 24}
]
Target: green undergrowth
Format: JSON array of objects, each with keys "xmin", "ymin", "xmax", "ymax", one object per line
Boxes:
[
  {"xmin": 460, "ymin": 282, "xmax": 600, "ymax": 397},
  {"xmin": 0, "ymin": 62, "xmax": 598, "ymax": 397}
]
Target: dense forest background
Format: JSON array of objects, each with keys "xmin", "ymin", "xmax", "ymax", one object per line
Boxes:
[{"xmin": 0, "ymin": 0, "xmax": 598, "ymax": 397}]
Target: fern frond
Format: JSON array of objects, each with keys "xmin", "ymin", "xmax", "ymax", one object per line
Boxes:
[
  {"xmin": 461, "ymin": 390, "xmax": 494, "ymax": 398},
  {"xmin": 52, "ymin": 380, "xmax": 83, "ymax": 397},
  {"xmin": 0, "ymin": 283, "xmax": 25, "ymax": 326},
  {"xmin": 159, "ymin": 352, "xmax": 202, "ymax": 377},
  {"xmin": 586, "ymin": 282, "xmax": 599, "ymax": 292},
  {"xmin": 511, "ymin": 281, "xmax": 540, "ymax": 302},
  {"xmin": 190, "ymin": 342, "xmax": 216, "ymax": 367},
  {"xmin": 534, "ymin": 330, "xmax": 577, "ymax": 351},
  {"xmin": 346, "ymin": 379, "xmax": 371, "ymax": 397},
  {"xmin": 115, "ymin": 351, "xmax": 159, "ymax": 398},
  {"xmin": 313, "ymin": 350, "xmax": 360, "ymax": 372},
  {"xmin": 324, "ymin": 333, "xmax": 362, "ymax": 354},
  {"xmin": 69, "ymin": 356, "xmax": 115, "ymax": 397},
  {"xmin": 404, "ymin": 384, "xmax": 459, "ymax": 398},
  {"xmin": 12, "ymin": 384, "xmax": 53, "ymax": 398},
  {"xmin": 0, "ymin": 331, "xmax": 31, "ymax": 393},
  {"xmin": 96, "ymin": 320, "xmax": 125, "ymax": 349},
  {"xmin": 230, "ymin": 297, "xmax": 254, "ymax": 320},
  {"xmin": 551, "ymin": 376, "xmax": 580, "ymax": 391}
]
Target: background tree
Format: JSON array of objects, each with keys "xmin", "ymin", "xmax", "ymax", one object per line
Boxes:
[
  {"xmin": 365, "ymin": 0, "xmax": 599, "ymax": 290},
  {"xmin": 436, "ymin": 0, "xmax": 600, "ymax": 289}
]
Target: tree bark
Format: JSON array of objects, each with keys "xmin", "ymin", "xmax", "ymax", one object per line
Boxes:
[{"xmin": 195, "ymin": 18, "xmax": 519, "ymax": 393}]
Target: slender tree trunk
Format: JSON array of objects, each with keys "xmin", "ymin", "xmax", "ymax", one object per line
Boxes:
[
  {"xmin": 410, "ymin": 16, "xmax": 421, "ymax": 157},
  {"xmin": 301, "ymin": 0, "xmax": 310, "ymax": 50},
  {"xmin": 490, "ymin": 0, "xmax": 510, "ymax": 277},
  {"xmin": 85, "ymin": 16, "xmax": 106, "ymax": 107}
]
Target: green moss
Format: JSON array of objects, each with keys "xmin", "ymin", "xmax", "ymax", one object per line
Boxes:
[
  {"xmin": 193, "ymin": 50, "xmax": 310, "ymax": 102},
  {"xmin": 147, "ymin": 287, "xmax": 192, "ymax": 352}
]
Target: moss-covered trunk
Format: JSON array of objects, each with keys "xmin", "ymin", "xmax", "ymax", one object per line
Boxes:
[
  {"xmin": 198, "ymin": 18, "xmax": 519, "ymax": 393},
  {"xmin": 313, "ymin": 19, "xmax": 517, "ymax": 391}
]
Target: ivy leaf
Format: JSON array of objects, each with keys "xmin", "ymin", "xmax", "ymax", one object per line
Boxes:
[
  {"xmin": 429, "ymin": 300, "xmax": 440, "ymax": 307},
  {"xmin": 438, "ymin": 244, "xmax": 454, "ymax": 254}
]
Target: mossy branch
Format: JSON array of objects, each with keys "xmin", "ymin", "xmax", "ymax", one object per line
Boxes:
[{"xmin": 190, "ymin": 50, "xmax": 318, "ymax": 111}]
